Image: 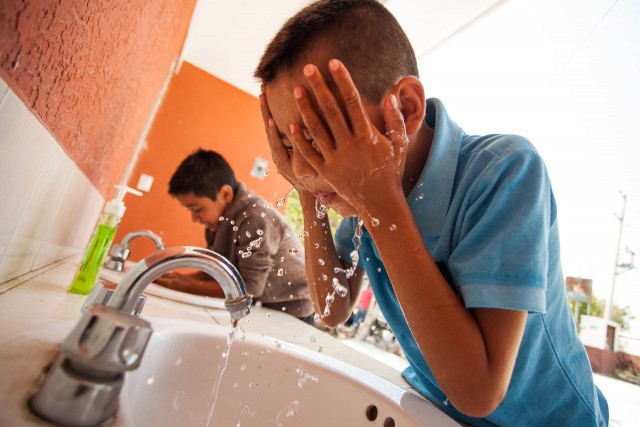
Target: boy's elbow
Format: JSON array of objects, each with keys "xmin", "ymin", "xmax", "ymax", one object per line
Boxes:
[{"xmin": 452, "ymin": 385, "xmax": 507, "ymax": 418}]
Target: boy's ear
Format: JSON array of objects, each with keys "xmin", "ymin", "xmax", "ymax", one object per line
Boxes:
[
  {"xmin": 219, "ymin": 184, "xmax": 235, "ymax": 203},
  {"xmin": 392, "ymin": 76, "xmax": 426, "ymax": 135}
]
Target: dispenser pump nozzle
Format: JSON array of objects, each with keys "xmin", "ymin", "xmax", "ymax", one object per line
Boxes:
[{"xmin": 104, "ymin": 185, "xmax": 143, "ymax": 219}]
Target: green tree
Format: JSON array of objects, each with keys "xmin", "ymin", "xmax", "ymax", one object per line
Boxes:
[
  {"xmin": 284, "ymin": 189, "xmax": 342, "ymax": 242},
  {"xmin": 569, "ymin": 295, "xmax": 635, "ymax": 330}
]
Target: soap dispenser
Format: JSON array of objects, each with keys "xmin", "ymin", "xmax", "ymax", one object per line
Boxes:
[{"xmin": 68, "ymin": 185, "xmax": 142, "ymax": 295}]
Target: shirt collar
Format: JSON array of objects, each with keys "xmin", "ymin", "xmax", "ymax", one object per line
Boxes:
[{"xmin": 406, "ymin": 98, "xmax": 463, "ymax": 237}]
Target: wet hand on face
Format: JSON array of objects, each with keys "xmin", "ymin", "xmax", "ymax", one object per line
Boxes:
[{"xmin": 261, "ymin": 59, "xmax": 408, "ymax": 219}]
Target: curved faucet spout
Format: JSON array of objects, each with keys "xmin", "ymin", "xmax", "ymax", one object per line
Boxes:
[
  {"xmin": 110, "ymin": 246, "xmax": 252, "ymax": 320},
  {"xmin": 30, "ymin": 247, "xmax": 251, "ymax": 427},
  {"xmin": 104, "ymin": 229, "xmax": 165, "ymax": 272}
]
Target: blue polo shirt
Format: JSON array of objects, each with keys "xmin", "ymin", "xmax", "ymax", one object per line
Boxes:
[{"xmin": 335, "ymin": 98, "xmax": 608, "ymax": 426}]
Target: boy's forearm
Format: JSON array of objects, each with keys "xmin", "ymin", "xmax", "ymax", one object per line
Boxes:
[
  {"xmin": 299, "ymin": 193, "xmax": 358, "ymax": 326},
  {"xmin": 156, "ymin": 271, "xmax": 225, "ymax": 298},
  {"xmin": 361, "ymin": 188, "xmax": 523, "ymax": 415}
]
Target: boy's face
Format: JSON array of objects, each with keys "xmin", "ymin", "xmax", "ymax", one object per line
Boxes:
[
  {"xmin": 176, "ymin": 191, "xmax": 229, "ymax": 232},
  {"xmin": 265, "ymin": 70, "xmax": 385, "ymax": 218}
]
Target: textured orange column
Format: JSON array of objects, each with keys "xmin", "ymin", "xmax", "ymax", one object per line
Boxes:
[
  {"xmin": 116, "ymin": 62, "xmax": 292, "ymax": 260},
  {"xmin": 0, "ymin": 0, "xmax": 197, "ymax": 197}
]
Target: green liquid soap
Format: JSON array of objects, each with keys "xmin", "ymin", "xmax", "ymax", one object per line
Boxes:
[{"xmin": 68, "ymin": 222, "xmax": 117, "ymax": 295}]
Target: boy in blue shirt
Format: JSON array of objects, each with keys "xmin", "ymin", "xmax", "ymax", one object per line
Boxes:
[{"xmin": 255, "ymin": 0, "xmax": 608, "ymax": 425}]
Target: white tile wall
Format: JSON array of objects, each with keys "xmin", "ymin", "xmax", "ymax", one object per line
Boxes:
[
  {"xmin": 0, "ymin": 79, "xmax": 7, "ymax": 105},
  {"xmin": 0, "ymin": 83, "xmax": 104, "ymax": 284}
]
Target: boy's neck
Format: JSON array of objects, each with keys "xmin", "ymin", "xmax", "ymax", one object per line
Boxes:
[{"xmin": 402, "ymin": 124, "xmax": 434, "ymax": 195}]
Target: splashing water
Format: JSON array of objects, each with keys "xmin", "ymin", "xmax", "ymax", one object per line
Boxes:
[
  {"xmin": 275, "ymin": 400, "xmax": 301, "ymax": 427},
  {"xmin": 276, "ymin": 187, "xmax": 295, "ymax": 209},
  {"xmin": 333, "ymin": 218, "xmax": 364, "ymax": 279},
  {"xmin": 205, "ymin": 320, "xmax": 239, "ymax": 427},
  {"xmin": 332, "ymin": 278, "xmax": 348, "ymax": 297},
  {"xmin": 323, "ymin": 219, "xmax": 365, "ymax": 316},
  {"xmin": 295, "ymin": 366, "xmax": 319, "ymax": 388},
  {"xmin": 315, "ymin": 198, "xmax": 328, "ymax": 219}
]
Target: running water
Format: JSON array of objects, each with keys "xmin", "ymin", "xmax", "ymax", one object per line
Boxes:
[{"xmin": 204, "ymin": 319, "xmax": 239, "ymax": 427}]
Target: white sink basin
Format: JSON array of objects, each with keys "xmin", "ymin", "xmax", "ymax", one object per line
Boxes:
[{"xmin": 0, "ymin": 318, "xmax": 460, "ymax": 427}]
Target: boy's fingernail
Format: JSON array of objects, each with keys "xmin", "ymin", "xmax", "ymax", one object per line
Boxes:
[
  {"xmin": 303, "ymin": 64, "xmax": 315, "ymax": 77},
  {"xmin": 390, "ymin": 94, "xmax": 398, "ymax": 109},
  {"xmin": 289, "ymin": 123, "xmax": 296, "ymax": 134},
  {"xmin": 329, "ymin": 59, "xmax": 340, "ymax": 71},
  {"xmin": 294, "ymin": 87, "xmax": 303, "ymax": 99}
]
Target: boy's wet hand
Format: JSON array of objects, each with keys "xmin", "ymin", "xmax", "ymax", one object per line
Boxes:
[
  {"xmin": 292, "ymin": 59, "xmax": 408, "ymax": 215},
  {"xmin": 259, "ymin": 88, "xmax": 298, "ymax": 187}
]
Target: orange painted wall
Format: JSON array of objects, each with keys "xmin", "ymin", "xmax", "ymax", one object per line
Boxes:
[
  {"xmin": 0, "ymin": 0, "xmax": 197, "ymax": 197},
  {"xmin": 116, "ymin": 61, "xmax": 291, "ymax": 260}
]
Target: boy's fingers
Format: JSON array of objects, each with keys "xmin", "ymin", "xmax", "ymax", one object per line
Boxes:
[
  {"xmin": 384, "ymin": 94, "xmax": 408, "ymax": 157},
  {"xmin": 290, "ymin": 122, "xmax": 324, "ymax": 171},
  {"xmin": 294, "ymin": 85, "xmax": 333, "ymax": 154},
  {"xmin": 328, "ymin": 59, "xmax": 369, "ymax": 135},
  {"xmin": 300, "ymin": 64, "xmax": 349, "ymax": 144}
]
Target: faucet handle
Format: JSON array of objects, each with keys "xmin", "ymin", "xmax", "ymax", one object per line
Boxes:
[
  {"xmin": 62, "ymin": 305, "xmax": 153, "ymax": 377},
  {"xmin": 83, "ymin": 280, "xmax": 147, "ymax": 316}
]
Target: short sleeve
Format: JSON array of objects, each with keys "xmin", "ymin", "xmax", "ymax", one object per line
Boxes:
[{"xmin": 449, "ymin": 146, "xmax": 553, "ymax": 313}]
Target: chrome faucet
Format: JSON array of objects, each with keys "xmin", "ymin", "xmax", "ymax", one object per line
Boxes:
[
  {"xmin": 104, "ymin": 229, "xmax": 165, "ymax": 272},
  {"xmin": 30, "ymin": 246, "xmax": 252, "ymax": 427}
]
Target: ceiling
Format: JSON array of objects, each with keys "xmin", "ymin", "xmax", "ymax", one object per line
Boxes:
[{"xmin": 179, "ymin": 0, "xmax": 507, "ymax": 97}]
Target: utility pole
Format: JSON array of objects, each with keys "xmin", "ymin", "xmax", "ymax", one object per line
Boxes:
[{"xmin": 605, "ymin": 191, "xmax": 636, "ymax": 321}]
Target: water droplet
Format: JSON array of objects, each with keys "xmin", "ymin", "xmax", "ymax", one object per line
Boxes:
[
  {"xmin": 276, "ymin": 187, "xmax": 295, "ymax": 208},
  {"xmin": 241, "ymin": 250, "xmax": 252, "ymax": 258},
  {"xmin": 261, "ymin": 212, "xmax": 266, "ymax": 217},
  {"xmin": 389, "ymin": 224, "xmax": 397, "ymax": 231},
  {"xmin": 371, "ymin": 217, "xmax": 380, "ymax": 227},
  {"xmin": 257, "ymin": 229, "xmax": 264, "ymax": 235},
  {"xmin": 249, "ymin": 237, "xmax": 263, "ymax": 248},
  {"xmin": 277, "ymin": 268, "xmax": 284, "ymax": 276},
  {"xmin": 219, "ymin": 216, "xmax": 225, "ymax": 221},
  {"xmin": 230, "ymin": 220, "xmax": 235, "ymax": 225},
  {"xmin": 246, "ymin": 231, "xmax": 251, "ymax": 238},
  {"xmin": 288, "ymin": 247, "xmax": 299, "ymax": 255},
  {"xmin": 315, "ymin": 198, "xmax": 328, "ymax": 219},
  {"xmin": 318, "ymin": 259, "xmax": 325, "ymax": 265},
  {"xmin": 280, "ymin": 256, "xmax": 285, "ymax": 262},
  {"xmin": 332, "ymin": 278, "xmax": 348, "ymax": 297}
]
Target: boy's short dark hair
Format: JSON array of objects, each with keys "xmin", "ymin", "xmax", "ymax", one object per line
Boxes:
[
  {"xmin": 254, "ymin": 0, "xmax": 419, "ymax": 104},
  {"xmin": 169, "ymin": 149, "xmax": 238, "ymax": 200}
]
